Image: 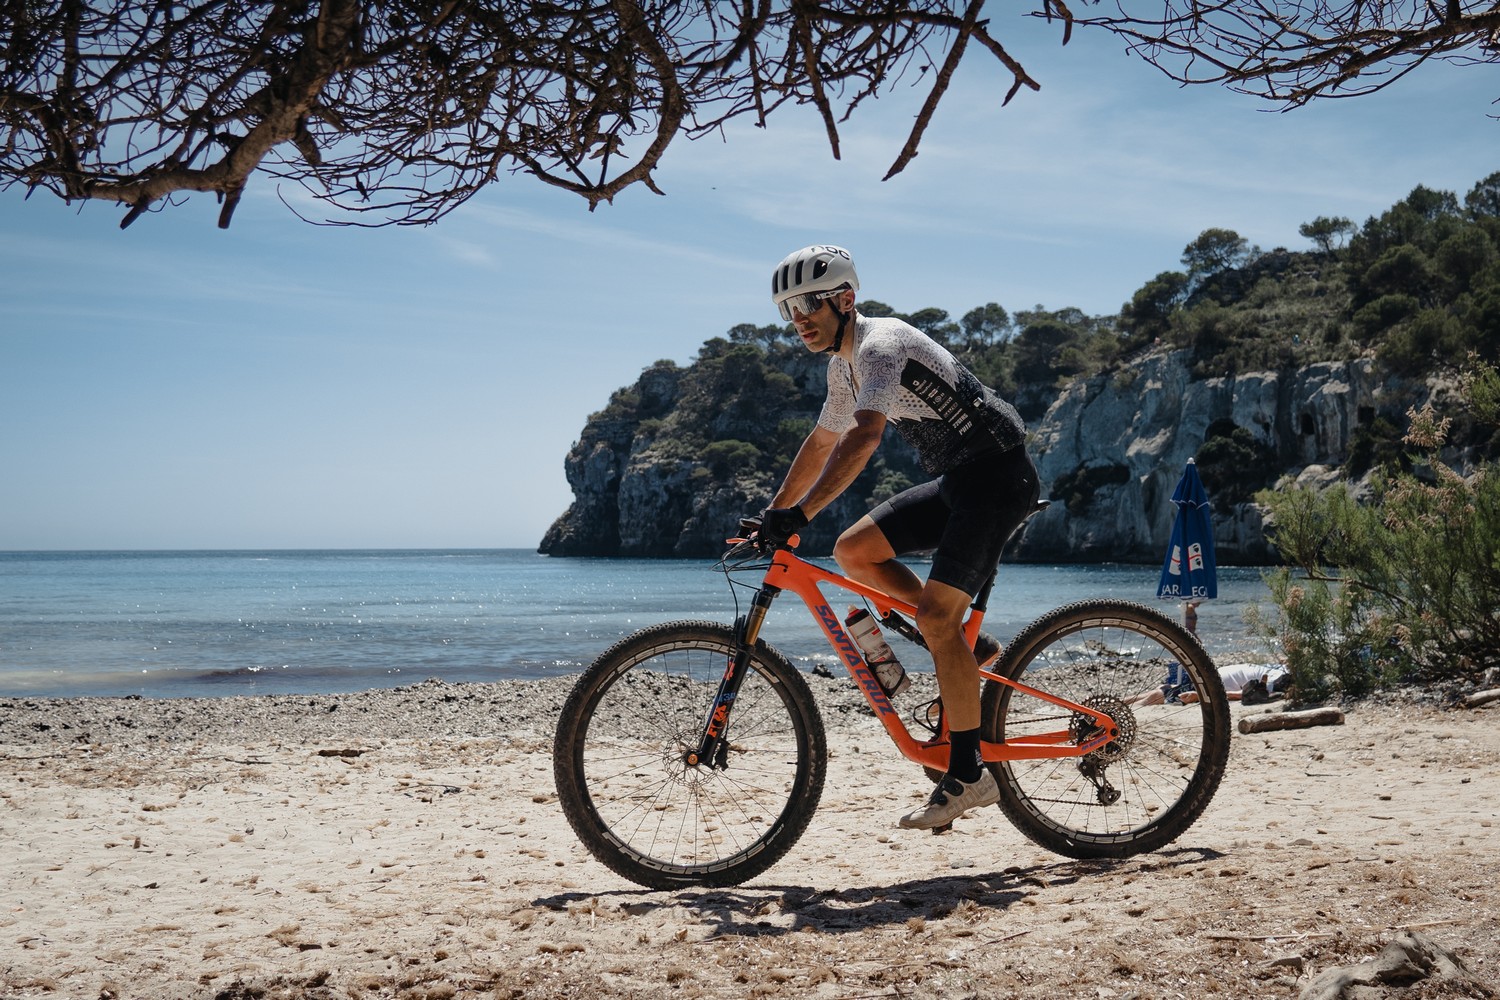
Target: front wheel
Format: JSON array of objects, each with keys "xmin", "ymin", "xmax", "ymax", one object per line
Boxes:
[
  {"xmin": 553, "ymin": 621, "xmax": 827, "ymax": 889},
  {"xmin": 981, "ymin": 599, "xmax": 1231, "ymax": 859}
]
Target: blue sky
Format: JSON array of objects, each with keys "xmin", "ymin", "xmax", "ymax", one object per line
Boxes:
[{"xmin": 2, "ymin": 17, "xmax": 1496, "ymax": 550}]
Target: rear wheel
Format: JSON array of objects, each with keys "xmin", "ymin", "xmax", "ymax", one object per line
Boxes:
[
  {"xmin": 981, "ymin": 600, "xmax": 1230, "ymax": 859},
  {"xmin": 553, "ymin": 621, "xmax": 826, "ymax": 889}
]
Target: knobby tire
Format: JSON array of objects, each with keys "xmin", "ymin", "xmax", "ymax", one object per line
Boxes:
[
  {"xmin": 553, "ymin": 621, "xmax": 827, "ymax": 889},
  {"xmin": 981, "ymin": 599, "xmax": 1231, "ymax": 859}
]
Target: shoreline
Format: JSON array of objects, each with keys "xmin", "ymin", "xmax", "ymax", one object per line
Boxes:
[{"xmin": 0, "ymin": 673, "xmax": 912, "ymax": 748}]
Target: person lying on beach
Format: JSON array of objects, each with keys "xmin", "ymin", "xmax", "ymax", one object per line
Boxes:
[{"xmin": 1129, "ymin": 662, "xmax": 1291, "ymax": 706}]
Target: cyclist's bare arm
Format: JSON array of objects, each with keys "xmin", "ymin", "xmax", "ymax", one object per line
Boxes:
[
  {"xmin": 771, "ymin": 425, "xmax": 835, "ymax": 510},
  {"xmin": 775, "ymin": 411, "xmax": 886, "ymax": 519}
]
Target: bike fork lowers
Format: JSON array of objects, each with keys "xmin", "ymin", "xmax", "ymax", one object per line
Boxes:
[{"xmin": 686, "ymin": 585, "xmax": 780, "ymax": 770}]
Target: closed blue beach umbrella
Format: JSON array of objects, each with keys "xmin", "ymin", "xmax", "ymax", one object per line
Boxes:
[{"xmin": 1157, "ymin": 458, "xmax": 1217, "ymax": 602}]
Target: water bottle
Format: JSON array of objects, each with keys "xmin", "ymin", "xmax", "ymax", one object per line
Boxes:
[{"xmin": 844, "ymin": 607, "xmax": 910, "ymax": 697}]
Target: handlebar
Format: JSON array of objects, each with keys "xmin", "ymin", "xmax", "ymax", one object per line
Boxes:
[{"xmin": 719, "ymin": 517, "xmax": 800, "ymax": 566}]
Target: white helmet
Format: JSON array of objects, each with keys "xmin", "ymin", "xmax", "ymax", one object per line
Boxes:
[{"xmin": 771, "ymin": 245, "xmax": 859, "ymax": 321}]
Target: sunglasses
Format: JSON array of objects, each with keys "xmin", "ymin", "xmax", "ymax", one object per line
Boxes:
[{"xmin": 777, "ymin": 288, "xmax": 846, "ymax": 321}]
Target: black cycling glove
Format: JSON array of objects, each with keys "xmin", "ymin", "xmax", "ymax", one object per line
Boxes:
[{"xmin": 756, "ymin": 505, "xmax": 808, "ymax": 548}]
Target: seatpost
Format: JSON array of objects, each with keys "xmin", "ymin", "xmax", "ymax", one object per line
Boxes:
[
  {"xmin": 971, "ymin": 570, "xmax": 998, "ymax": 615},
  {"xmin": 973, "ymin": 499, "xmax": 1051, "ymax": 616}
]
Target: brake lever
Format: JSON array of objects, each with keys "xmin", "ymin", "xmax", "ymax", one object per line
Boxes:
[
  {"xmin": 719, "ymin": 536, "xmax": 760, "ymax": 566},
  {"xmin": 720, "ymin": 516, "xmax": 805, "ymax": 566}
]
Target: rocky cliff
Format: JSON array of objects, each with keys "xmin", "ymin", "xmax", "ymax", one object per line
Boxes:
[
  {"xmin": 1014, "ymin": 350, "xmax": 1417, "ymax": 563},
  {"xmin": 540, "ymin": 347, "xmax": 1427, "ymax": 563}
]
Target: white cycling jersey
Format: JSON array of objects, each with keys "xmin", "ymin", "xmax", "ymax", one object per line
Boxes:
[{"xmin": 816, "ymin": 315, "xmax": 1026, "ymax": 475}]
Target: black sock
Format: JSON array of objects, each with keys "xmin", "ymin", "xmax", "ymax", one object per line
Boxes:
[{"xmin": 948, "ymin": 728, "xmax": 983, "ymax": 784}]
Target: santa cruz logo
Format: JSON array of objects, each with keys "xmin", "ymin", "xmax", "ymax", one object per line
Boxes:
[{"xmin": 815, "ymin": 603, "xmax": 894, "ymax": 716}]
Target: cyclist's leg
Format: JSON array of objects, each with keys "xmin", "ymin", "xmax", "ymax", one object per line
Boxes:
[
  {"xmin": 900, "ymin": 575, "xmax": 999, "ymax": 829},
  {"xmin": 915, "ymin": 580, "xmax": 982, "ymax": 728},
  {"xmin": 920, "ymin": 446, "xmax": 1039, "ymax": 674},
  {"xmin": 831, "ymin": 480, "xmax": 941, "ymax": 606},
  {"xmin": 842, "ymin": 457, "xmax": 1031, "ymax": 711},
  {"xmin": 898, "ymin": 453, "xmax": 1038, "ymax": 829},
  {"xmin": 832, "ymin": 515, "xmax": 925, "ymax": 605},
  {"xmin": 831, "ymin": 480, "xmax": 988, "ymax": 828}
]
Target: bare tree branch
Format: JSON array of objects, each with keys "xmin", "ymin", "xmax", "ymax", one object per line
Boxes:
[
  {"xmin": 4, "ymin": 1, "xmax": 1494, "ymax": 230},
  {"xmin": 0, "ymin": 0, "xmax": 1053, "ymax": 227},
  {"xmin": 884, "ymin": 0, "xmax": 987, "ymax": 180},
  {"xmin": 1058, "ymin": 1, "xmax": 1500, "ymax": 107}
]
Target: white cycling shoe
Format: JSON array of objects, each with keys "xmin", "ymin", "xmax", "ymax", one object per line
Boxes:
[{"xmin": 898, "ymin": 769, "xmax": 1000, "ymax": 829}]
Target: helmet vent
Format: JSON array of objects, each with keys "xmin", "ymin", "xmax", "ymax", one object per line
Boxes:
[{"xmin": 771, "ymin": 244, "xmax": 858, "ymax": 307}]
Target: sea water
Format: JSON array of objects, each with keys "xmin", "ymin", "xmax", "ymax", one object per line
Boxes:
[{"xmin": 0, "ymin": 550, "xmax": 1280, "ymax": 699}]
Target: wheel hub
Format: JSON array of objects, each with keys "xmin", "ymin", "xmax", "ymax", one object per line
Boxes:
[{"xmin": 1070, "ymin": 693, "xmax": 1136, "ymax": 764}]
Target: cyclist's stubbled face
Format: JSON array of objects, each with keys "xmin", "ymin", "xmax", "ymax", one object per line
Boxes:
[{"xmin": 791, "ymin": 292, "xmax": 850, "ymax": 354}]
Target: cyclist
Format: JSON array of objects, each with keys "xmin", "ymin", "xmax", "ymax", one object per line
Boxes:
[{"xmin": 752, "ymin": 244, "xmax": 1040, "ymax": 831}]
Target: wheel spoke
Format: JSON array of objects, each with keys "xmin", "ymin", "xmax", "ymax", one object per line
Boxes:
[
  {"xmin": 985, "ymin": 600, "xmax": 1230, "ymax": 858},
  {"xmin": 554, "ymin": 622, "xmax": 826, "ymax": 888}
]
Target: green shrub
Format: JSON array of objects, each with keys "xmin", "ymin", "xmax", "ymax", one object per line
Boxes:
[
  {"xmin": 1351, "ymin": 294, "xmax": 1419, "ymax": 342},
  {"xmin": 1344, "ymin": 417, "xmax": 1405, "ymax": 478},
  {"xmin": 1254, "ymin": 361, "xmax": 1500, "ymax": 699},
  {"xmin": 1052, "ymin": 463, "xmax": 1130, "ymax": 512},
  {"xmin": 701, "ymin": 439, "xmax": 762, "ymax": 474},
  {"xmin": 1196, "ymin": 420, "xmax": 1278, "ymax": 506}
]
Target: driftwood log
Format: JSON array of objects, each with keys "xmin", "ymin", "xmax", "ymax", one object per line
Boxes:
[
  {"xmin": 1462, "ymin": 688, "xmax": 1500, "ymax": 709},
  {"xmin": 1297, "ymin": 931, "xmax": 1489, "ymax": 1000},
  {"xmin": 1238, "ymin": 708, "xmax": 1345, "ymax": 734}
]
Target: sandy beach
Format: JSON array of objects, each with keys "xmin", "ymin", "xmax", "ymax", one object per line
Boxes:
[{"xmin": 2, "ymin": 674, "xmax": 1497, "ymax": 999}]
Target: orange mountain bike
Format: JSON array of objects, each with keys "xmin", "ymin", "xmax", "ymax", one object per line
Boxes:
[{"xmin": 554, "ymin": 514, "xmax": 1231, "ymax": 890}]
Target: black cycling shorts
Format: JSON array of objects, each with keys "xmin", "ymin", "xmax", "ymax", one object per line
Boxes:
[{"xmin": 870, "ymin": 445, "xmax": 1040, "ymax": 598}]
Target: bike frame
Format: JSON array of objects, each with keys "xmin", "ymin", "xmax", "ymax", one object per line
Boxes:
[{"xmin": 692, "ymin": 538, "xmax": 1118, "ymax": 773}]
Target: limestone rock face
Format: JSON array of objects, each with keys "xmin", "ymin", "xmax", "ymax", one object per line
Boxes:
[
  {"xmin": 537, "ymin": 365, "xmax": 681, "ymax": 557},
  {"xmin": 541, "ymin": 348, "xmax": 1426, "ymax": 563},
  {"xmin": 1014, "ymin": 351, "xmax": 1416, "ymax": 564}
]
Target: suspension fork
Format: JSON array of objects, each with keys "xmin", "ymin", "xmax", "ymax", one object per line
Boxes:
[{"xmin": 685, "ymin": 584, "xmax": 781, "ymax": 769}]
